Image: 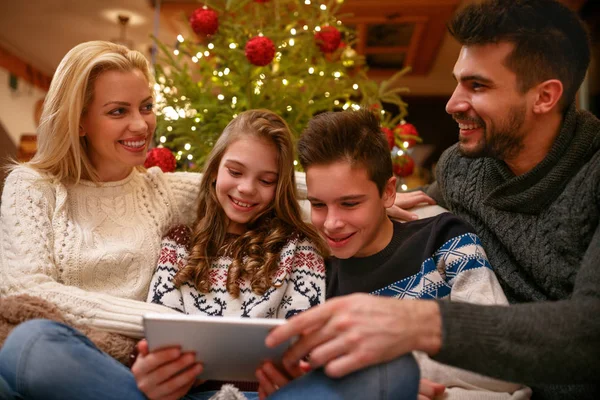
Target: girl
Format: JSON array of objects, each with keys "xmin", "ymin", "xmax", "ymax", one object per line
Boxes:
[{"xmin": 132, "ymin": 109, "xmax": 328, "ymax": 399}]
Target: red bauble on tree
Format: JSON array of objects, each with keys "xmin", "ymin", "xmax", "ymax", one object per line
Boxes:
[
  {"xmin": 189, "ymin": 7, "xmax": 219, "ymax": 36},
  {"xmin": 395, "ymin": 122, "xmax": 420, "ymax": 147},
  {"xmin": 245, "ymin": 36, "xmax": 276, "ymax": 66},
  {"xmin": 393, "ymin": 154, "xmax": 415, "ymax": 177},
  {"xmin": 145, "ymin": 147, "xmax": 177, "ymax": 173},
  {"xmin": 382, "ymin": 127, "xmax": 395, "ymax": 150},
  {"xmin": 315, "ymin": 26, "xmax": 342, "ymax": 53}
]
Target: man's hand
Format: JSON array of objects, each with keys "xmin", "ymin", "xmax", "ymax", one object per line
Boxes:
[
  {"xmin": 265, "ymin": 294, "xmax": 442, "ymax": 379},
  {"xmin": 387, "ymin": 191, "xmax": 436, "ymax": 221},
  {"xmin": 132, "ymin": 339, "xmax": 203, "ymax": 400},
  {"xmin": 419, "ymin": 378, "xmax": 446, "ymax": 400}
]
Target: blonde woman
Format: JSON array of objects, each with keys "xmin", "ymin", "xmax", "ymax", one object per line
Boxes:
[{"xmin": 0, "ymin": 40, "xmax": 202, "ymax": 400}]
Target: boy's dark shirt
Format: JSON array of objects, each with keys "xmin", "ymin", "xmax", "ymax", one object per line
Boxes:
[{"xmin": 325, "ymin": 213, "xmax": 476, "ymax": 298}]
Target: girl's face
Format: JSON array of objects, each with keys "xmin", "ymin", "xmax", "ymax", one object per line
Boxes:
[
  {"xmin": 80, "ymin": 69, "xmax": 155, "ymax": 182},
  {"xmin": 215, "ymin": 136, "xmax": 279, "ymax": 234}
]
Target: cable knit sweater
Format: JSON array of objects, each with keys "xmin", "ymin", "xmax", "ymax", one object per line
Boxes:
[
  {"xmin": 148, "ymin": 226, "xmax": 326, "ymax": 318},
  {"xmin": 0, "ymin": 166, "xmax": 202, "ymax": 337},
  {"xmin": 428, "ymin": 105, "xmax": 600, "ymax": 399}
]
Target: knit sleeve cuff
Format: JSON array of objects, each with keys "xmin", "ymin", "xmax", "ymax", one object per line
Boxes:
[{"xmin": 434, "ymin": 300, "xmax": 507, "ymax": 364}]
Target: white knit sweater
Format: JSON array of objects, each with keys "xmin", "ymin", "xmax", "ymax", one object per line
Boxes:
[{"xmin": 0, "ymin": 165, "xmax": 202, "ymax": 337}]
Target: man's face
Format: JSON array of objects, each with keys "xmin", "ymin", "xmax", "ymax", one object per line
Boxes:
[
  {"xmin": 446, "ymin": 42, "xmax": 533, "ymax": 160},
  {"xmin": 306, "ymin": 161, "xmax": 396, "ymax": 259}
]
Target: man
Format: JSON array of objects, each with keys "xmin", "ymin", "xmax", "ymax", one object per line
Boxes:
[{"xmin": 266, "ymin": 1, "xmax": 600, "ymax": 399}]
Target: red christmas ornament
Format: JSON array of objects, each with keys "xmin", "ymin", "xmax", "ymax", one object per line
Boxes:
[
  {"xmin": 245, "ymin": 36, "xmax": 276, "ymax": 66},
  {"xmin": 395, "ymin": 123, "xmax": 420, "ymax": 147},
  {"xmin": 382, "ymin": 127, "xmax": 395, "ymax": 150},
  {"xmin": 393, "ymin": 154, "xmax": 415, "ymax": 177},
  {"xmin": 145, "ymin": 147, "xmax": 177, "ymax": 173},
  {"xmin": 189, "ymin": 7, "xmax": 219, "ymax": 36},
  {"xmin": 315, "ymin": 26, "xmax": 342, "ymax": 53}
]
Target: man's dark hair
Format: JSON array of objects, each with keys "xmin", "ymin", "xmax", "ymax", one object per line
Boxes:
[
  {"xmin": 448, "ymin": 0, "xmax": 590, "ymax": 110},
  {"xmin": 297, "ymin": 110, "xmax": 392, "ymax": 195}
]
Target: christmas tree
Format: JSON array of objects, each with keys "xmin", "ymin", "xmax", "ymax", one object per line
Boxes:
[{"xmin": 151, "ymin": 0, "xmax": 420, "ymax": 175}]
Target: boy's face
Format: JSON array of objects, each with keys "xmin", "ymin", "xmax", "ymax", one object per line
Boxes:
[{"xmin": 306, "ymin": 161, "xmax": 396, "ymax": 259}]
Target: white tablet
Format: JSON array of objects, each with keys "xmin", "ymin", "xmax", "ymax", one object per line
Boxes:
[{"xmin": 143, "ymin": 313, "xmax": 293, "ymax": 382}]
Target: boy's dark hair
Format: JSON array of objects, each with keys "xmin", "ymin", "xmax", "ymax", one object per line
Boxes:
[
  {"xmin": 448, "ymin": 0, "xmax": 590, "ymax": 111},
  {"xmin": 298, "ymin": 110, "xmax": 392, "ymax": 195}
]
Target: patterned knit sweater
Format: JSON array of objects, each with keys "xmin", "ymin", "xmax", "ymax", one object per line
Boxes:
[
  {"xmin": 428, "ymin": 105, "xmax": 600, "ymax": 399},
  {"xmin": 328, "ymin": 214, "xmax": 530, "ymax": 399},
  {"xmin": 0, "ymin": 166, "xmax": 202, "ymax": 337},
  {"xmin": 148, "ymin": 226, "xmax": 326, "ymax": 319}
]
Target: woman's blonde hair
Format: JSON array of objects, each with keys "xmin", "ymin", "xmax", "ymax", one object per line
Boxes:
[
  {"xmin": 174, "ymin": 109, "xmax": 328, "ymax": 297},
  {"xmin": 26, "ymin": 40, "xmax": 153, "ymax": 183}
]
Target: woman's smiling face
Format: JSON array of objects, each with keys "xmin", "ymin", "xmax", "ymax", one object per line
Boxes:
[{"xmin": 80, "ymin": 69, "xmax": 155, "ymax": 182}]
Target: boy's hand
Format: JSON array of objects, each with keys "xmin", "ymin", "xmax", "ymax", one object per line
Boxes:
[
  {"xmin": 256, "ymin": 360, "xmax": 310, "ymax": 400},
  {"xmin": 387, "ymin": 191, "xmax": 436, "ymax": 221},
  {"xmin": 132, "ymin": 339, "xmax": 203, "ymax": 400}
]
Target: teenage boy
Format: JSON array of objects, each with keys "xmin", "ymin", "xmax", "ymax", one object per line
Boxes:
[{"xmin": 257, "ymin": 110, "xmax": 529, "ymax": 399}]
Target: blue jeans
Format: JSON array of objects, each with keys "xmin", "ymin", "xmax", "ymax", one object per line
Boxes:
[
  {"xmin": 0, "ymin": 319, "xmax": 258, "ymax": 400},
  {"xmin": 269, "ymin": 353, "xmax": 420, "ymax": 400},
  {"xmin": 0, "ymin": 319, "xmax": 418, "ymax": 400}
]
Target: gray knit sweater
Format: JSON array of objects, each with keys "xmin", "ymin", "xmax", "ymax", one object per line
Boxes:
[{"xmin": 428, "ymin": 105, "xmax": 600, "ymax": 400}]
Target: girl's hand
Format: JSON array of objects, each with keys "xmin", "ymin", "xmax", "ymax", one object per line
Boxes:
[
  {"xmin": 256, "ymin": 360, "xmax": 310, "ymax": 400},
  {"xmin": 132, "ymin": 339, "xmax": 203, "ymax": 400}
]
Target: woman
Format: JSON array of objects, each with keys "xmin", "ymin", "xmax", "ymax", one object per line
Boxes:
[{"xmin": 0, "ymin": 40, "xmax": 202, "ymax": 400}]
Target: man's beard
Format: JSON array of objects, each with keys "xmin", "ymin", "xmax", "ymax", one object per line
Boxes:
[{"xmin": 456, "ymin": 104, "xmax": 526, "ymax": 160}]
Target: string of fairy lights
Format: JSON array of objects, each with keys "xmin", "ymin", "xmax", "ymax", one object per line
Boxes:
[{"xmin": 151, "ymin": 0, "xmax": 413, "ymax": 184}]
